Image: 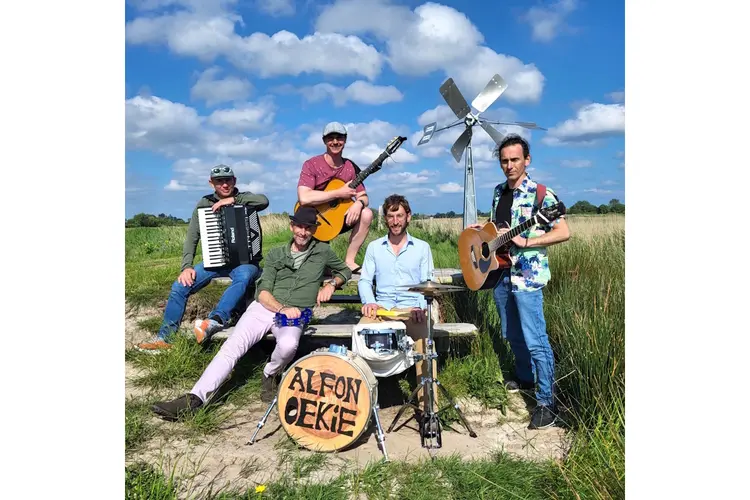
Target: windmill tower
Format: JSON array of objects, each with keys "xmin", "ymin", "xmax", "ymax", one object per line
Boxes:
[{"xmin": 417, "ymin": 74, "xmax": 546, "ymax": 228}]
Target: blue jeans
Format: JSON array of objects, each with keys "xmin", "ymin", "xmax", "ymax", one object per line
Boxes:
[
  {"xmin": 158, "ymin": 262, "xmax": 261, "ymax": 340},
  {"xmin": 492, "ymin": 273, "xmax": 555, "ymax": 407}
]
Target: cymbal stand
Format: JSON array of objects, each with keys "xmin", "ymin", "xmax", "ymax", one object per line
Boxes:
[{"xmin": 386, "ymin": 294, "xmax": 477, "ymax": 449}]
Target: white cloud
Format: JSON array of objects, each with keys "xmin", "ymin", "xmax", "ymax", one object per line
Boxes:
[
  {"xmin": 561, "ymin": 159, "xmax": 593, "ymax": 168},
  {"xmin": 315, "ymin": 0, "xmax": 545, "ymax": 103},
  {"xmin": 126, "ymin": 3, "xmax": 384, "ymax": 80},
  {"xmin": 256, "ymin": 0, "xmax": 294, "ymax": 17},
  {"xmin": 190, "ymin": 66, "xmax": 252, "ymax": 106},
  {"xmin": 207, "ymin": 98, "xmax": 276, "ymax": 131},
  {"xmin": 165, "ymin": 179, "xmax": 189, "ymax": 190},
  {"xmin": 236, "ymin": 180, "xmax": 266, "ymax": 193},
  {"xmin": 290, "ymin": 80, "xmax": 403, "ymax": 106},
  {"xmin": 607, "ymin": 90, "xmax": 625, "ymax": 103},
  {"xmin": 126, "ymin": 95, "xmax": 204, "ymax": 155},
  {"xmin": 523, "ymin": 0, "xmax": 579, "ymax": 42},
  {"xmin": 543, "ymin": 103, "xmax": 625, "ymax": 146},
  {"xmin": 439, "ymin": 182, "xmax": 463, "ymax": 193},
  {"xmin": 583, "ymin": 188, "xmax": 614, "ymax": 194}
]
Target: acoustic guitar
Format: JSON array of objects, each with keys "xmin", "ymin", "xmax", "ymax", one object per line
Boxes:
[
  {"xmin": 295, "ymin": 136, "xmax": 407, "ymax": 242},
  {"xmin": 458, "ymin": 202, "xmax": 566, "ymax": 291}
]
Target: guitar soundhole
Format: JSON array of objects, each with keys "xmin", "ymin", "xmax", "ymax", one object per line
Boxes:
[
  {"xmin": 481, "ymin": 242, "xmax": 491, "ymax": 259},
  {"xmin": 330, "ymin": 201, "xmax": 339, "ymax": 208}
]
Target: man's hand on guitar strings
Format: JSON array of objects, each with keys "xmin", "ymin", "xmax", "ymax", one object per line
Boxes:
[
  {"xmin": 497, "ymin": 227, "xmax": 530, "ymax": 248},
  {"xmin": 337, "ymin": 183, "xmax": 358, "ymax": 200}
]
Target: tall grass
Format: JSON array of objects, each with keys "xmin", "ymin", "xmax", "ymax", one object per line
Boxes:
[{"xmin": 125, "ymin": 215, "xmax": 625, "ymax": 499}]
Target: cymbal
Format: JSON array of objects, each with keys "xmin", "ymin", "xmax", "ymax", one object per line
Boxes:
[{"xmin": 397, "ymin": 280, "xmax": 466, "ymax": 295}]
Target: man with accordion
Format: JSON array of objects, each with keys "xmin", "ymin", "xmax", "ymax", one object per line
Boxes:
[{"xmin": 137, "ymin": 165, "xmax": 269, "ymax": 351}]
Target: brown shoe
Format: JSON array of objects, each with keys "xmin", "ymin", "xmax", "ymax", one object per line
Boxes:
[
  {"xmin": 152, "ymin": 393, "xmax": 203, "ymax": 421},
  {"xmin": 135, "ymin": 338, "xmax": 172, "ymax": 352}
]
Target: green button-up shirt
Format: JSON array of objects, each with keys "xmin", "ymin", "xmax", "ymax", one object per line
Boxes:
[{"xmin": 254, "ymin": 239, "xmax": 352, "ymax": 309}]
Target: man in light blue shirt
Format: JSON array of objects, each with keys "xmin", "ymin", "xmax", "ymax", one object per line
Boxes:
[{"xmin": 357, "ymin": 194, "xmax": 436, "ymax": 404}]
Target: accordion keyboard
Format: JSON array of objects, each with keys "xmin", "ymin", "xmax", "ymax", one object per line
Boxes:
[{"xmin": 197, "ymin": 208, "xmax": 229, "ymax": 268}]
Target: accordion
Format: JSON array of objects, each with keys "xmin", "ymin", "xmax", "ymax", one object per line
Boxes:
[{"xmin": 197, "ymin": 205, "xmax": 263, "ymax": 269}]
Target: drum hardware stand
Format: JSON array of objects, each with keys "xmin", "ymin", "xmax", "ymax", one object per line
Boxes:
[
  {"xmin": 386, "ymin": 282, "xmax": 478, "ymax": 449},
  {"xmin": 247, "ymin": 383, "xmax": 391, "ymax": 461}
]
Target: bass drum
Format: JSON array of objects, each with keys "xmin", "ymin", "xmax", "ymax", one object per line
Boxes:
[{"xmin": 277, "ymin": 347, "xmax": 378, "ymax": 452}]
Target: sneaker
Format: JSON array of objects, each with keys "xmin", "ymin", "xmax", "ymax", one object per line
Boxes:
[
  {"xmin": 260, "ymin": 374, "xmax": 276, "ymax": 403},
  {"xmin": 504, "ymin": 379, "xmax": 535, "ymax": 393},
  {"xmin": 194, "ymin": 318, "xmax": 224, "ymax": 344},
  {"xmin": 528, "ymin": 405, "xmax": 557, "ymax": 430},
  {"xmin": 151, "ymin": 393, "xmax": 203, "ymax": 421},
  {"xmin": 135, "ymin": 338, "xmax": 172, "ymax": 352}
]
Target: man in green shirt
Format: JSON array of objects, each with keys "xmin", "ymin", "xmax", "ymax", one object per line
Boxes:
[
  {"xmin": 137, "ymin": 165, "xmax": 269, "ymax": 351},
  {"xmin": 150, "ymin": 205, "xmax": 353, "ymax": 419}
]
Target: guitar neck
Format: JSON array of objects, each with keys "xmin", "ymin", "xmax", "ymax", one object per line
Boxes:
[
  {"xmin": 349, "ymin": 150, "xmax": 389, "ymax": 189},
  {"xmin": 489, "ymin": 216, "xmax": 539, "ymax": 252}
]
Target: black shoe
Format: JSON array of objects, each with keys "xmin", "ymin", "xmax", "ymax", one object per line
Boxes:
[
  {"xmin": 528, "ymin": 405, "xmax": 557, "ymax": 429},
  {"xmin": 261, "ymin": 374, "xmax": 276, "ymax": 403},
  {"xmin": 151, "ymin": 393, "xmax": 203, "ymax": 421},
  {"xmin": 504, "ymin": 379, "xmax": 535, "ymax": 393}
]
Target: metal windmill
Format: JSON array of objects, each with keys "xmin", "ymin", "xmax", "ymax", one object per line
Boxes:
[{"xmin": 417, "ymin": 74, "xmax": 546, "ymax": 228}]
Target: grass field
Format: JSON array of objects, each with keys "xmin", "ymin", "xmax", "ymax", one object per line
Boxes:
[{"xmin": 125, "ymin": 214, "xmax": 625, "ymax": 499}]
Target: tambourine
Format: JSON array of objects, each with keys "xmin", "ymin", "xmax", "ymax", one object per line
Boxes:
[{"xmin": 274, "ymin": 307, "xmax": 313, "ymax": 327}]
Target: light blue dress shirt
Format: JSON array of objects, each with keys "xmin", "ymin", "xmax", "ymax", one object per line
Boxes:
[{"xmin": 357, "ymin": 232, "xmax": 434, "ymax": 310}]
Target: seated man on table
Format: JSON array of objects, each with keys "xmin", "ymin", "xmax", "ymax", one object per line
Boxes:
[
  {"xmin": 357, "ymin": 194, "xmax": 436, "ymax": 404},
  {"xmin": 150, "ymin": 206, "xmax": 352, "ymax": 420}
]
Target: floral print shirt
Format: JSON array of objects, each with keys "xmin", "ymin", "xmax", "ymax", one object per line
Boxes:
[{"xmin": 490, "ymin": 174, "xmax": 565, "ymax": 292}]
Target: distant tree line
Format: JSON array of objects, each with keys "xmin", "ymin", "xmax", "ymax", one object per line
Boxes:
[
  {"xmin": 126, "ymin": 213, "xmax": 189, "ymax": 227},
  {"xmin": 567, "ymin": 199, "xmax": 625, "ymax": 215}
]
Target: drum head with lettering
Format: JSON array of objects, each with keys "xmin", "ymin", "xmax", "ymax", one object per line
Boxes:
[{"xmin": 277, "ymin": 352, "xmax": 373, "ymax": 452}]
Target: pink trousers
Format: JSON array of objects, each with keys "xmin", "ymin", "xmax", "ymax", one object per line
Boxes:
[{"xmin": 190, "ymin": 301, "xmax": 303, "ymax": 402}]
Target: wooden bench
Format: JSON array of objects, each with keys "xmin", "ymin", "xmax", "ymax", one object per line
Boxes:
[{"xmin": 212, "ymin": 322, "xmax": 478, "ymax": 340}]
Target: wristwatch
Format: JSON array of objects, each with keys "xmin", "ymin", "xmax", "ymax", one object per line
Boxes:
[{"xmin": 325, "ymin": 278, "xmax": 338, "ymax": 289}]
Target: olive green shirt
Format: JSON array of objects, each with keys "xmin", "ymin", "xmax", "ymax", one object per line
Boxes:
[
  {"xmin": 181, "ymin": 189, "xmax": 270, "ymax": 271},
  {"xmin": 255, "ymin": 239, "xmax": 352, "ymax": 309}
]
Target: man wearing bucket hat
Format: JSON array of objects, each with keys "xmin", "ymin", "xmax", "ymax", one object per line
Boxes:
[
  {"xmin": 297, "ymin": 121, "xmax": 372, "ymax": 273},
  {"xmin": 136, "ymin": 165, "xmax": 270, "ymax": 351},
  {"xmin": 150, "ymin": 205, "xmax": 353, "ymax": 419}
]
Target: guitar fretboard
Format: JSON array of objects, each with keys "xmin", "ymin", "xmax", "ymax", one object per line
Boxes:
[{"xmin": 488, "ymin": 212, "xmax": 549, "ymax": 252}]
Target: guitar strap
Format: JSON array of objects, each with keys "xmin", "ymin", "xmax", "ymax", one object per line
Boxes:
[{"xmin": 533, "ymin": 183, "xmax": 547, "ymax": 215}]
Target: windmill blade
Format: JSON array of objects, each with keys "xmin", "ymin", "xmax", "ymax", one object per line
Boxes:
[
  {"xmin": 484, "ymin": 120, "xmax": 546, "ymax": 131},
  {"xmin": 480, "ymin": 121, "xmax": 506, "ymax": 146},
  {"xmin": 450, "ymin": 127, "xmax": 472, "ymax": 163},
  {"xmin": 471, "ymin": 74, "xmax": 508, "ymax": 113},
  {"xmin": 440, "ymin": 78, "xmax": 471, "ymax": 120},
  {"xmin": 417, "ymin": 122, "xmax": 437, "ymax": 146}
]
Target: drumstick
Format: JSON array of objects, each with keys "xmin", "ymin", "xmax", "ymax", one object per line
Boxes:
[{"xmin": 376, "ymin": 309, "xmax": 410, "ymax": 319}]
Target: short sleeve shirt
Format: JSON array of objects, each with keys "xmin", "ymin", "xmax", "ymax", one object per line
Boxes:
[
  {"xmin": 490, "ymin": 174, "xmax": 565, "ymax": 292},
  {"xmin": 297, "ymin": 154, "xmax": 366, "ymax": 193}
]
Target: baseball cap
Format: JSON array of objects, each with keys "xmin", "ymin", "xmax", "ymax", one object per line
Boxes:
[
  {"xmin": 322, "ymin": 122, "xmax": 347, "ymax": 137},
  {"xmin": 210, "ymin": 165, "xmax": 235, "ymax": 179}
]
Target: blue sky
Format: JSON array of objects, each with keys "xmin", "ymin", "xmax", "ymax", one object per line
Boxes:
[{"xmin": 125, "ymin": 0, "xmax": 624, "ymax": 220}]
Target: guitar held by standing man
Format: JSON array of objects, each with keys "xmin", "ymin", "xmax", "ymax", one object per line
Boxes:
[
  {"xmin": 296, "ymin": 122, "xmax": 372, "ymax": 273},
  {"xmin": 466, "ymin": 134, "xmax": 570, "ymax": 430}
]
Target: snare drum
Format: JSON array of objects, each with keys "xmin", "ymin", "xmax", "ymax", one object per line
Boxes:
[
  {"xmin": 277, "ymin": 348, "xmax": 378, "ymax": 452},
  {"xmin": 357, "ymin": 322, "xmax": 408, "ymax": 354}
]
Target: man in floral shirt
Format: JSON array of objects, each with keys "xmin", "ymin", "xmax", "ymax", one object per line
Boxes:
[{"xmin": 469, "ymin": 134, "xmax": 570, "ymax": 429}]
